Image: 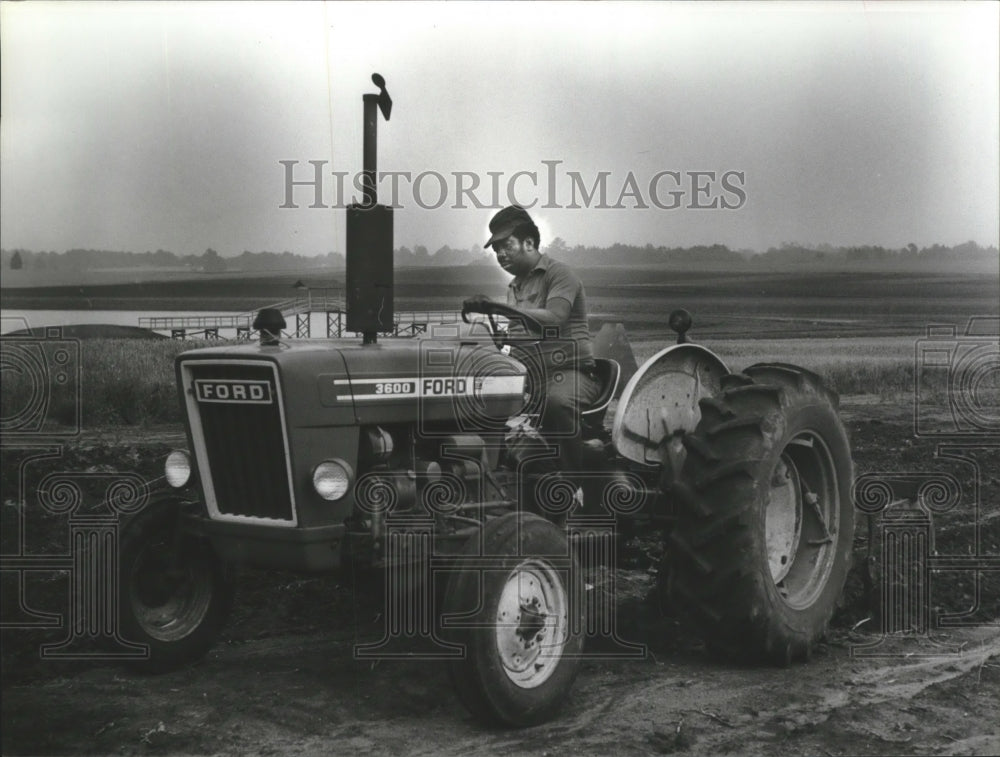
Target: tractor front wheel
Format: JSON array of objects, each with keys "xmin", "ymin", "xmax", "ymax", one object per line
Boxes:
[
  {"xmin": 443, "ymin": 512, "xmax": 585, "ymax": 727},
  {"xmin": 668, "ymin": 363, "xmax": 854, "ymax": 664},
  {"xmin": 118, "ymin": 499, "xmax": 235, "ymax": 673}
]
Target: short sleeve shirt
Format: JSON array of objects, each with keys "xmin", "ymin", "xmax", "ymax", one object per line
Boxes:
[{"xmin": 506, "ymin": 254, "xmax": 594, "ymax": 368}]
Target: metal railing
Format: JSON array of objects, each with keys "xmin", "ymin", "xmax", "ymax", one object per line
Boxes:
[
  {"xmin": 138, "ymin": 313, "xmax": 255, "ymax": 330},
  {"xmin": 140, "ymin": 301, "xmax": 464, "ymax": 340}
]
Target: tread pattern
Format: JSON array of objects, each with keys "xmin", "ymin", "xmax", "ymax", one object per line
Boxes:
[{"xmin": 667, "ymin": 363, "xmax": 854, "ymax": 665}]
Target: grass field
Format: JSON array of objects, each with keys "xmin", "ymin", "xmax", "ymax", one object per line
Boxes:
[
  {"xmin": 0, "ymin": 334, "xmax": 926, "ymax": 429},
  {"xmin": 633, "ymin": 336, "xmax": 919, "ymax": 396},
  {"xmin": 0, "ymin": 339, "xmax": 193, "ymax": 428}
]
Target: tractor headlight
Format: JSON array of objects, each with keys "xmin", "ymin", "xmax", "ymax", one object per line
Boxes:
[
  {"xmin": 312, "ymin": 459, "xmax": 353, "ymax": 501},
  {"xmin": 164, "ymin": 450, "xmax": 192, "ymax": 488}
]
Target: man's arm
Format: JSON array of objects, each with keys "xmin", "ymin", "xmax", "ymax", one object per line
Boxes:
[
  {"xmin": 467, "ymin": 294, "xmax": 571, "ymax": 329},
  {"xmin": 512, "ymin": 297, "xmax": 571, "ymax": 327}
]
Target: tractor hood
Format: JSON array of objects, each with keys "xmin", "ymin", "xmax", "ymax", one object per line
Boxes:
[
  {"xmin": 175, "ymin": 333, "xmax": 526, "ymax": 428},
  {"xmin": 330, "ymin": 336, "xmax": 527, "ymax": 426}
]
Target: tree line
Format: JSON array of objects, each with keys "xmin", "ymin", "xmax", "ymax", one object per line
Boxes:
[{"xmin": 2, "ymin": 239, "xmax": 996, "ymax": 273}]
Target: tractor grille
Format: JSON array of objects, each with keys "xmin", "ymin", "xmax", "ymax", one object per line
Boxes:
[{"xmin": 183, "ymin": 361, "xmax": 295, "ymax": 524}]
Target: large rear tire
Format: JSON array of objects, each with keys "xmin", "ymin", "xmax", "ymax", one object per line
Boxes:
[
  {"xmin": 119, "ymin": 499, "xmax": 235, "ymax": 673},
  {"xmin": 668, "ymin": 363, "xmax": 854, "ymax": 664},
  {"xmin": 443, "ymin": 512, "xmax": 585, "ymax": 727}
]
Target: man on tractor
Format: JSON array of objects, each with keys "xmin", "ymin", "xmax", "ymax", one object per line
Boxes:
[{"xmin": 463, "ymin": 205, "xmax": 601, "ymax": 507}]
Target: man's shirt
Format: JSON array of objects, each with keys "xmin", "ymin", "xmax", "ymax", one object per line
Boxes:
[{"xmin": 506, "ymin": 254, "xmax": 594, "ymax": 369}]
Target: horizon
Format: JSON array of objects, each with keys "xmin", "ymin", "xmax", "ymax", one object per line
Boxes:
[{"xmin": 2, "ymin": 239, "xmax": 996, "ymax": 295}]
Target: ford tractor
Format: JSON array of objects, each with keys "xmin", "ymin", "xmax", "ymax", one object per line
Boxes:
[{"xmin": 116, "ymin": 75, "xmax": 855, "ymax": 727}]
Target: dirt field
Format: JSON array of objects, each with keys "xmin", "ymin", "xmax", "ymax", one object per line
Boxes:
[
  {"xmin": 2, "ymin": 397, "xmax": 998, "ymax": 756},
  {"xmin": 3, "ymin": 623, "xmax": 998, "ymax": 756}
]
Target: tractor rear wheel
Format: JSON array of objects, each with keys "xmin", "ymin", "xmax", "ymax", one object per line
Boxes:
[
  {"xmin": 668, "ymin": 363, "xmax": 854, "ymax": 664},
  {"xmin": 443, "ymin": 512, "xmax": 585, "ymax": 727}
]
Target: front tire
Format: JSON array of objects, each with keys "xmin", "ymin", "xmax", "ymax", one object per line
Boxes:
[
  {"xmin": 119, "ymin": 499, "xmax": 235, "ymax": 673},
  {"xmin": 668, "ymin": 363, "xmax": 854, "ymax": 664},
  {"xmin": 443, "ymin": 512, "xmax": 585, "ymax": 727}
]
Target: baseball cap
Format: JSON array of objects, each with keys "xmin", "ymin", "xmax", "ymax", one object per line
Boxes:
[{"xmin": 484, "ymin": 205, "xmax": 534, "ymax": 248}]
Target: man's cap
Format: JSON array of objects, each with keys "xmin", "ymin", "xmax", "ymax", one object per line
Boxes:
[{"xmin": 484, "ymin": 205, "xmax": 535, "ymax": 248}]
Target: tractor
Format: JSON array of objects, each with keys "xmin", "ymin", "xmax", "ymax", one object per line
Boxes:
[
  {"xmin": 120, "ymin": 302, "xmax": 854, "ymax": 726},
  {"xmin": 115, "ymin": 75, "xmax": 854, "ymax": 727}
]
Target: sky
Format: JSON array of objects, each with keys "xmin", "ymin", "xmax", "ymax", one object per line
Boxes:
[{"xmin": 1, "ymin": 1, "xmax": 998, "ymax": 258}]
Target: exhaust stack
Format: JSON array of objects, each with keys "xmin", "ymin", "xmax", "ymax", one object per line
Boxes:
[{"xmin": 346, "ymin": 73, "xmax": 394, "ymax": 344}]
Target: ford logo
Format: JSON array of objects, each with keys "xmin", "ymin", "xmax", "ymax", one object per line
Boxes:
[{"xmin": 194, "ymin": 379, "xmax": 272, "ymax": 404}]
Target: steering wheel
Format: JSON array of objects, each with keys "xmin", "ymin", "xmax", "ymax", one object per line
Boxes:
[{"xmin": 461, "ymin": 300, "xmax": 545, "ymax": 350}]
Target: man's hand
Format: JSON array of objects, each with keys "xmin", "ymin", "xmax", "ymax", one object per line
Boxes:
[{"xmin": 462, "ymin": 294, "xmax": 493, "ymax": 313}]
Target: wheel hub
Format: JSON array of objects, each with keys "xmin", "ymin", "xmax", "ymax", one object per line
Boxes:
[
  {"xmin": 495, "ymin": 561, "xmax": 568, "ymax": 689},
  {"xmin": 131, "ymin": 539, "xmax": 214, "ymax": 642},
  {"xmin": 764, "ymin": 432, "xmax": 841, "ymax": 610},
  {"xmin": 766, "ymin": 457, "xmax": 802, "ymax": 584}
]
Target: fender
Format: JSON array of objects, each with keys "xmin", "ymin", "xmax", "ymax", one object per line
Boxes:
[
  {"xmin": 118, "ymin": 485, "xmax": 207, "ymax": 539},
  {"xmin": 611, "ymin": 343, "xmax": 730, "ymax": 466}
]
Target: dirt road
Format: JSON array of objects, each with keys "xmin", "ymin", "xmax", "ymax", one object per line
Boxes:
[
  {"xmin": 3, "ymin": 620, "xmax": 997, "ymax": 755},
  {"xmin": 2, "ymin": 399, "xmax": 999, "ymax": 755}
]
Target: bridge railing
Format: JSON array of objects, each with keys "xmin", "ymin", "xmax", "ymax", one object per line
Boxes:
[
  {"xmin": 141, "ymin": 304, "xmax": 463, "ymax": 339},
  {"xmin": 138, "ymin": 313, "xmax": 255, "ymax": 329}
]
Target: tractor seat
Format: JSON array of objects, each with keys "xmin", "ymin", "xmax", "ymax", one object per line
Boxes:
[{"xmin": 581, "ymin": 358, "xmax": 621, "ymax": 425}]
